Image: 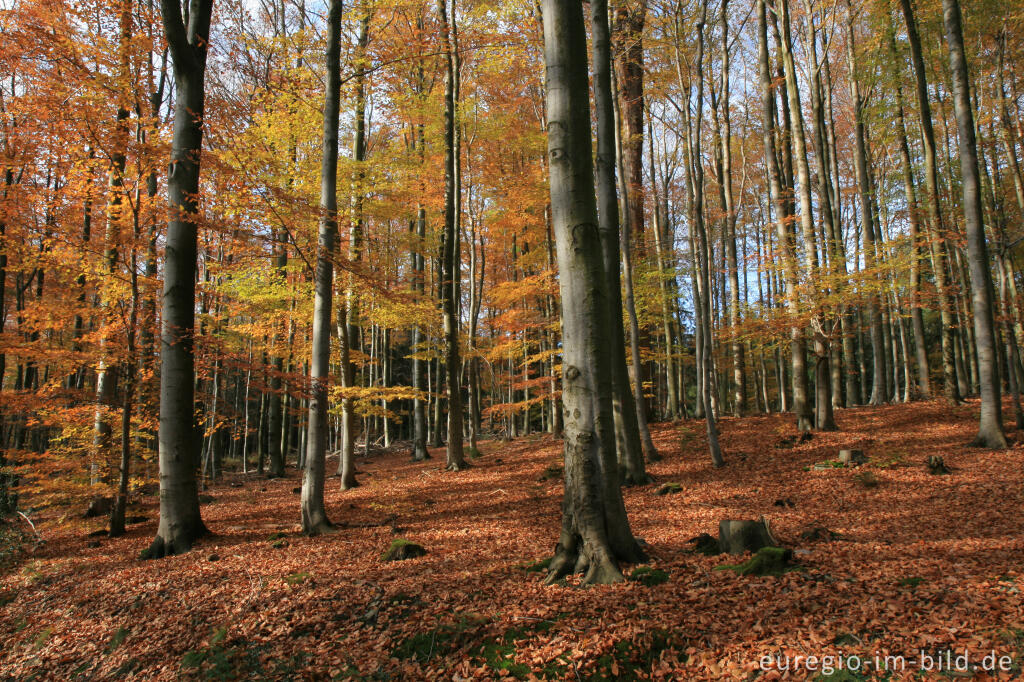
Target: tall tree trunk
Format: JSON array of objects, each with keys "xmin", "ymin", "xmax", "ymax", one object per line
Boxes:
[
  {"xmin": 846, "ymin": 7, "xmax": 885, "ymax": 407},
  {"xmin": 300, "ymin": 0, "xmax": 342, "ymax": 534},
  {"xmin": 942, "ymin": 0, "xmax": 1006, "ymax": 447},
  {"xmin": 541, "ymin": 0, "xmax": 644, "ymax": 585},
  {"xmin": 778, "ymin": 0, "xmax": 830, "ymax": 430},
  {"xmin": 146, "ymin": 0, "xmax": 214, "ymax": 558},
  {"xmin": 687, "ymin": 0, "xmax": 725, "ymax": 466},
  {"xmin": 888, "ymin": 28, "xmax": 932, "ymax": 399},
  {"xmin": 337, "ymin": 2, "xmax": 370, "ymax": 489},
  {"xmin": 718, "ymin": 0, "xmax": 745, "ymax": 417},
  {"xmin": 94, "ymin": 0, "xmax": 131, "ymax": 489},
  {"xmin": 439, "ymin": 0, "xmax": 465, "ymax": 471},
  {"xmin": 899, "ymin": 0, "xmax": 960, "ymax": 404}
]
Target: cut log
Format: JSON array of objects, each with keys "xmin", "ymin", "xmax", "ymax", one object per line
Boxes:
[
  {"xmin": 838, "ymin": 449, "xmax": 866, "ymax": 466},
  {"xmin": 718, "ymin": 517, "xmax": 778, "ymax": 555}
]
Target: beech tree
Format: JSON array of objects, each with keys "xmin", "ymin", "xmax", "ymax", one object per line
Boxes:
[
  {"xmin": 541, "ymin": 0, "xmax": 644, "ymax": 584},
  {"xmin": 942, "ymin": 0, "xmax": 1006, "ymax": 448},
  {"xmin": 300, "ymin": 0, "xmax": 342, "ymax": 535},
  {"xmin": 146, "ymin": 0, "xmax": 215, "ymax": 559}
]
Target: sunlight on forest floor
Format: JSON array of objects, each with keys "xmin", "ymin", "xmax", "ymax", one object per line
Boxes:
[{"xmin": 2, "ymin": 399, "xmax": 1023, "ymax": 679}]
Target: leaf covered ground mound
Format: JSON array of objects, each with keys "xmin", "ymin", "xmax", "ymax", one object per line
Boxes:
[{"xmin": 2, "ymin": 400, "xmax": 1024, "ymax": 679}]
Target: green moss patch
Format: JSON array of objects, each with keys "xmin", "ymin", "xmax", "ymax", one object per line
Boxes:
[
  {"xmin": 589, "ymin": 629, "xmax": 678, "ymax": 681},
  {"xmin": 382, "ymin": 538, "xmax": 426, "ymax": 562},
  {"xmin": 628, "ymin": 566, "xmax": 669, "ymax": 586},
  {"xmin": 715, "ymin": 547, "xmax": 799, "ymax": 576},
  {"xmin": 283, "ymin": 571, "xmax": 310, "ymax": 585}
]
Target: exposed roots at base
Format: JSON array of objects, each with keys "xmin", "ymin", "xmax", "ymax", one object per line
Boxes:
[
  {"xmin": 143, "ymin": 522, "xmax": 209, "ymax": 560},
  {"xmin": 302, "ymin": 520, "xmax": 338, "ymax": 537},
  {"xmin": 620, "ymin": 472, "xmax": 654, "ymax": 487},
  {"xmin": 544, "ymin": 542, "xmax": 625, "ymax": 586}
]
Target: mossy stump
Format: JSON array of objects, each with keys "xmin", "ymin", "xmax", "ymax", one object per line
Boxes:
[
  {"xmin": 382, "ymin": 538, "xmax": 426, "ymax": 562},
  {"xmin": 719, "ymin": 518, "xmax": 777, "ymax": 555},
  {"xmin": 655, "ymin": 482, "xmax": 682, "ymax": 496},
  {"xmin": 628, "ymin": 566, "xmax": 669, "ymax": 586},
  {"xmin": 716, "ymin": 547, "xmax": 795, "ymax": 576},
  {"xmin": 838, "ymin": 449, "xmax": 866, "ymax": 466}
]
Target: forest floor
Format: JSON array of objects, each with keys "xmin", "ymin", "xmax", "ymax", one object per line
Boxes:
[{"xmin": 2, "ymin": 400, "xmax": 1024, "ymax": 680}]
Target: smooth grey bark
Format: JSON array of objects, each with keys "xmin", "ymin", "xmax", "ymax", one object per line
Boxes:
[
  {"xmin": 146, "ymin": 0, "xmax": 213, "ymax": 558},
  {"xmin": 541, "ymin": 0, "xmax": 644, "ymax": 585},
  {"xmin": 591, "ymin": 0, "xmax": 648, "ymax": 485},
  {"xmin": 410, "ymin": 137, "xmax": 430, "ymax": 461},
  {"xmin": 846, "ymin": 9, "xmax": 885, "ymax": 407},
  {"xmin": 336, "ymin": 1, "xmax": 370, "ymax": 489},
  {"xmin": 763, "ymin": 1, "xmax": 809, "ymax": 427},
  {"xmin": 439, "ymin": 0, "xmax": 465, "ymax": 471},
  {"xmin": 647, "ymin": 121, "xmax": 679, "ymax": 420},
  {"xmin": 94, "ymin": 0, "xmax": 131, "ymax": 489},
  {"xmin": 267, "ymin": 237, "xmax": 287, "ymax": 478},
  {"xmin": 687, "ymin": 0, "xmax": 725, "ymax": 467},
  {"xmin": 719, "ymin": 0, "xmax": 745, "ymax": 417},
  {"xmin": 899, "ymin": 0, "xmax": 960, "ymax": 404},
  {"xmin": 941, "ymin": 0, "xmax": 1006, "ymax": 447},
  {"xmin": 778, "ymin": 0, "xmax": 826, "ymax": 430},
  {"xmin": 301, "ymin": 0, "xmax": 342, "ymax": 535},
  {"xmin": 800, "ymin": 0, "xmax": 842, "ymax": 419},
  {"xmin": 888, "ymin": 27, "xmax": 932, "ymax": 399}
]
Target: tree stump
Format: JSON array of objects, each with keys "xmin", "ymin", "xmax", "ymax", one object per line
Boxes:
[
  {"xmin": 838, "ymin": 449, "xmax": 866, "ymax": 466},
  {"xmin": 656, "ymin": 482, "xmax": 682, "ymax": 496},
  {"xmin": 382, "ymin": 538, "xmax": 426, "ymax": 562},
  {"xmin": 926, "ymin": 455, "xmax": 951, "ymax": 475},
  {"xmin": 83, "ymin": 496, "xmax": 113, "ymax": 518},
  {"xmin": 718, "ymin": 518, "xmax": 778, "ymax": 555},
  {"xmin": 717, "ymin": 547, "xmax": 795, "ymax": 576}
]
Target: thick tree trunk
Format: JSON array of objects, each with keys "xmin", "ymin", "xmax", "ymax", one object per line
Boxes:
[
  {"xmin": 300, "ymin": 0, "xmax": 342, "ymax": 535},
  {"xmin": 942, "ymin": 0, "xmax": 1006, "ymax": 447},
  {"xmin": 541, "ymin": 0, "xmax": 644, "ymax": 585},
  {"xmin": 146, "ymin": 0, "xmax": 214, "ymax": 558}
]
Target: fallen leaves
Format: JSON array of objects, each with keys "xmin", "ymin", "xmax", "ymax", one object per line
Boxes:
[{"xmin": 1, "ymin": 399, "xmax": 1023, "ymax": 679}]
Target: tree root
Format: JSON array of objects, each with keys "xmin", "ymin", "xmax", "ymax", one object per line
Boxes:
[{"xmin": 143, "ymin": 522, "xmax": 209, "ymax": 559}]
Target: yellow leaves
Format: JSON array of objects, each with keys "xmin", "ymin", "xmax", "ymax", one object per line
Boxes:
[{"xmin": 328, "ymin": 385, "xmax": 427, "ymax": 420}]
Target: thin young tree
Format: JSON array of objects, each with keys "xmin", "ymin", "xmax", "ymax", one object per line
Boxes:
[{"xmin": 301, "ymin": 0, "xmax": 343, "ymax": 534}]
